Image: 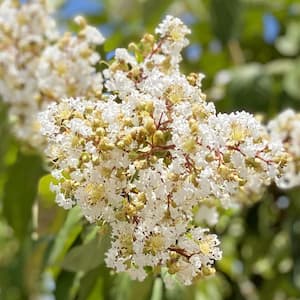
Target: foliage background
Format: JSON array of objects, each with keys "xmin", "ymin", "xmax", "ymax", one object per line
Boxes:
[{"xmin": 1, "ymin": 0, "xmax": 300, "ymax": 299}]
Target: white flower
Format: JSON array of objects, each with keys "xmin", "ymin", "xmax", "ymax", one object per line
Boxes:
[
  {"xmin": 268, "ymin": 109, "xmax": 300, "ymax": 189},
  {"xmin": 195, "ymin": 205, "xmax": 219, "ymax": 226},
  {"xmin": 115, "ymin": 48, "xmax": 137, "ymax": 66},
  {"xmin": 0, "ymin": 1, "xmax": 104, "ymax": 150},
  {"xmin": 39, "ymin": 14, "xmax": 287, "ymax": 285},
  {"xmin": 82, "ymin": 25, "xmax": 105, "ymax": 45}
]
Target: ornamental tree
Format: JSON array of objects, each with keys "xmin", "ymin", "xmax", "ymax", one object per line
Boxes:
[{"xmin": 0, "ymin": 1, "xmax": 300, "ymax": 299}]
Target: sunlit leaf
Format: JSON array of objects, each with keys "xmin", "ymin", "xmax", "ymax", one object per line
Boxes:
[
  {"xmin": 62, "ymin": 229, "xmax": 110, "ymax": 272},
  {"xmin": 38, "ymin": 173, "xmax": 58, "ymax": 206},
  {"xmin": 150, "ymin": 277, "xmax": 163, "ymax": 300},
  {"xmin": 47, "ymin": 207, "xmax": 83, "ymax": 274}
]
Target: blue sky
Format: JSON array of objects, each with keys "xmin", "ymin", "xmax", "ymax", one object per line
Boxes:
[{"xmin": 59, "ymin": 0, "xmax": 103, "ymax": 18}]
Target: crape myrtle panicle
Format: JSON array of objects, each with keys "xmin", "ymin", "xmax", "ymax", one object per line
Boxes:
[
  {"xmin": 39, "ymin": 15, "xmax": 288, "ymax": 285},
  {"xmin": 268, "ymin": 109, "xmax": 300, "ymax": 189},
  {"xmin": 0, "ymin": 0, "xmax": 104, "ymax": 149}
]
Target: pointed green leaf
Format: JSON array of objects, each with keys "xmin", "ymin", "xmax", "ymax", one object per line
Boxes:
[
  {"xmin": 47, "ymin": 207, "xmax": 83, "ymax": 271},
  {"xmin": 78, "ymin": 266, "xmax": 103, "ymax": 300},
  {"xmin": 62, "ymin": 230, "xmax": 110, "ymax": 272},
  {"xmin": 150, "ymin": 277, "xmax": 163, "ymax": 300}
]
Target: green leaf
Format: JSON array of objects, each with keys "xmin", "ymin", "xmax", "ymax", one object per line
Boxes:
[
  {"xmin": 2, "ymin": 152, "xmax": 45, "ymax": 240},
  {"xmin": 104, "ymin": 31, "xmax": 123, "ymax": 52},
  {"xmin": 47, "ymin": 207, "xmax": 83, "ymax": 272},
  {"xmin": 283, "ymin": 59, "xmax": 300, "ymax": 100},
  {"xmin": 185, "ymin": 0, "xmax": 208, "ymax": 22},
  {"xmin": 54, "ymin": 270, "xmax": 76, "ymax": 300},
  {"xmin": 0, "ymin": 102, "xmax": 17, "ymax": 201},
  {"xmin": 161, "ymin": 267, "xmax": 195, "ymax": 300},
  {"xmin": 150, "ymin": 277, "xmax": 163, "ymax": 300},
  {"xmin": 62, "ymin": 229, "xmax": 110, "ymax": 272},
  {"xmin": 0, "ymin": 103, "xmax": 11, "ymax": 171},
  {"xmin": 210, "ymin": 0, "xmax": 242, "ymax": 44},
  {"xmin": 110, "ymin": 274, "xmax": 131, "ymax": 300},
  {"xmin": 265, "ymin": 59, "xmax": 294, "ymax": 75},
  {"xmin": 114, "ymin": 274, "xmax": 153, "ymax": 300},
  {"xmin": 275, "ymin": 22, "xmax": 300, "ymax": 56},
  {"xmin": 227, "ymin": 63, "xmax": 272, "ymax": 112},
  {"xmin": 78, "ymin": 266, "xmax": 103, "ymax": 300},
  {"xmin": 143, "ymin": 0, "xmax": 173, "ymax": 29},
  {"xmin": 195, "ymin": 275, "xmax": 231, "ymax": 300},
  {"xmin": 38, "ymin": 173, "xmax": 58, "ymax": 206},
  {"xmin": 291, "ymin": 218, "xmax": 300, "ymax": 290},
  {"xmin": 102, "ymin": 0, "xmax": 142, "ymax": 22}
]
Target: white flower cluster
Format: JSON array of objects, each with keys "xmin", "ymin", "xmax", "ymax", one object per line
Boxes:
[
  {"xmin": 268, "ymin": 109, "xmax": 300, "ymax": 189},
  {"xmin": 39, "ymin": 15, "xmax": 287, "ymax": 285},
  {"xmin": 0, "ymin": 0, "xmax": 104, "ymax": 148}
]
